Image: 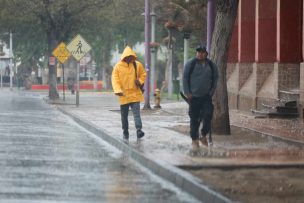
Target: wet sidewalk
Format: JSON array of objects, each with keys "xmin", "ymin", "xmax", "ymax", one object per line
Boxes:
[{"xmin": 44, "ymin": 91, "xmax": 304, "ymax": 202}]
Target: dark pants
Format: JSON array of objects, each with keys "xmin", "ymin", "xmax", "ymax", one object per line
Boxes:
[
  {"xmin": 189, "ymin": 96, "xmax": 214, "ymax": 140},
  {"xmin": 120, "ymin": 102, "xmax": 142, "ymax": 135}
]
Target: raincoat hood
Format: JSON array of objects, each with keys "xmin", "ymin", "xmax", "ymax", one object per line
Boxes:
[
  {"xmin": 120, "ymin": 46, "xmax": 137, "ymax": 61},
  {"xmin": 112, "ymin": 46, "xmax": 146, "ymax": 105}
]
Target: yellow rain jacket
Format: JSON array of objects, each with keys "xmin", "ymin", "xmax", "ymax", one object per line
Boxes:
[{"xmin": 111, "ymin": 46, "xmax": 146, "ymax": 105}]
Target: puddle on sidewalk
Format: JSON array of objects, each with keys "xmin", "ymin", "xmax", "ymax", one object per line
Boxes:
[{"xmin": 168, "ymin": 125, "xmax": 304, "ymax": 162}]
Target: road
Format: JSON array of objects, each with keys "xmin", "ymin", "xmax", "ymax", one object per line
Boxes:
[{"xmin": 0, "ymin": 90, "xmax": 199, "ymax": 203}]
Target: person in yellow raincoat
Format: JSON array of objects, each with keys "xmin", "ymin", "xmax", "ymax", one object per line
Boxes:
[{"xmin": 111, "ymin": 46, "xmax": 146, "ymax": 142}]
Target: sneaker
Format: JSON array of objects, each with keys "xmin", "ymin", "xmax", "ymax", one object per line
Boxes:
[
  {"xmin": 191, "ymin": 140, "xmax": 200, "ymax": 152},
  {"xmin": 123, "ymin": 135, "xmax": 129, "ymax": 143},
  {"xmin": 137, "ymin": 129, "xmax": 145, "ymax": 139},
  {"xmin": 208, "ymin": 136, "xmax": 213, "ymax": 146},
  {"xmin": 123, "ymin": 131, "xmax": 129, "ymax": 142},
  {"xmin": 199, "ymin": 136, "xmax": 208, "ymax": 147}
]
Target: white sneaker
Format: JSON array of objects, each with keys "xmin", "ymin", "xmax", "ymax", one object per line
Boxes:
[{"xmin": 199, "ymin": 136, "xmax": 208, "ymax": 147}]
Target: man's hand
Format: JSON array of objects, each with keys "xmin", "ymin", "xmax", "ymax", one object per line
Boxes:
[
  {"xmin": 115, "ymin": 92, "xmax": 123, "ymax": 96},
  {"xmin": 135, "ymin": 79, "xmax": 141, "ymax": 87}
]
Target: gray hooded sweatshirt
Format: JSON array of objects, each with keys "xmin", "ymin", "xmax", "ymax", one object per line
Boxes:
[{"xmin": 183, "ymin": 57, "xmax": 218, "ymax": 98}]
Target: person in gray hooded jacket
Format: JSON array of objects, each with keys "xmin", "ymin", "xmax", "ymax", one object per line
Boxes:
[{"xmin": 183, "ymin": 44, "xmax": 218, "ymax": 151}]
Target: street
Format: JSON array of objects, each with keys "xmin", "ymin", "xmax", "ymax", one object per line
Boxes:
[{"xmin": 0, "ymin": 90, "xmax": 199, "ymax": 203}]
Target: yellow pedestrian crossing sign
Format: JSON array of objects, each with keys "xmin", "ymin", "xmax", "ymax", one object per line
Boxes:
[
  {"xmin": 67, "ymin": 34, "xmax": 91, "ymax": 61},
  {"xmin": 52, "ymin": 42, "xmax": 71, "ymax": 64}
]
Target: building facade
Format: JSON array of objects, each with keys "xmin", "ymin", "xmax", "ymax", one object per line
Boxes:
[{"xmin": 227, "ymin": 0, "xmax": 304, "ymax": 117}]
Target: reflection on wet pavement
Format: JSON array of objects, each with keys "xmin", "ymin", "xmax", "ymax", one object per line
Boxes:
[{"xmin": 0, "ymin": 91, "xmax": 200, "ymax": 203}]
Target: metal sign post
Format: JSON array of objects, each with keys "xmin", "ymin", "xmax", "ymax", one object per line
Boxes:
[
  {"xmin": 52, "ymin": 42, "xmax": 70, "ymax": 101},
  {"xmin": 66, "ymin": 34, "xmax": 92, "ymax": 107},
  {"xmin": 76, "ymin": 63, "xmax": 80, "ymax": 106},
  {"xmin": 62, "ymin": 63, "xmax": 65, "ymax": 101}
]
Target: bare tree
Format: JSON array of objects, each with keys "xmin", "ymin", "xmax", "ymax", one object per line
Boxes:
[{"xmin": 209, "ymin": 0, "xmax": 239, "ymax": 135}]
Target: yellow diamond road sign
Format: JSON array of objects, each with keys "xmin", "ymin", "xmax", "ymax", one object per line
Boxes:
[
  {"xmin": 67, "ymin": 34, "xmax": 91, "ymax": 61},
  {"xmin": 52, "ymin": 42, "xmax": 71, "ymax": 64}
]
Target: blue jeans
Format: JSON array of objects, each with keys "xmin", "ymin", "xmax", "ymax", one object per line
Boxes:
[
  {"xmin": 188, "ymin": 96, "xmax": 214, "ymax": 140},
  {"xmin": 120, "ymin": 102, "xmax": 142, "ymax": 135}
]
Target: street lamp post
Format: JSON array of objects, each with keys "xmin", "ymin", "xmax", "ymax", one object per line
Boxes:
[
  {"xmin": 150, "ymin": 9, "xmax": 157, "ymax": 98},
  {"xmin": 143, "ymin": 0, "xmax": 151, "ymax": 109},
  {"xmin": 167, "ymin": 28, "xmax": 173, "ymax": 99},
  {"xmin": 182, "ymin": 32, "xmax": 191, "ymax": 91},
  {"xmin": 183, "ymin": 32, "xmax": 190, "ymax": 66},
  {"xmin": 0, "ymin": 40, "xmax": 3, "ymax": 88}
]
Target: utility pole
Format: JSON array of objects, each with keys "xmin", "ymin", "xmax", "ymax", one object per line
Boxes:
[
  {"xmin": 9, "ymin": 31, "xmax": 13, "ymax": 90},
  {"xmin": 143, "ymin": 0, "xmax": 151, "ymax": 109}
]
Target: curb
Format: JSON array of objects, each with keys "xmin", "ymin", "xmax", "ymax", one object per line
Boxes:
[
  {"xmin": 179, "ymin": 163, "xmax": 304, "ymax": 170},
  {"xmin": 57, "ymin": 106, "xmax": 232, "ymax": 203}
]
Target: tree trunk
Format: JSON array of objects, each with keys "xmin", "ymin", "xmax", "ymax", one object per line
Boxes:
[
  {"xmin": 209, "ymin": 0, "xmax": 239, "ymax": 135},
  {"xmin": 47, "ymin": 30, "xmax": 59, "ymax": 100}
]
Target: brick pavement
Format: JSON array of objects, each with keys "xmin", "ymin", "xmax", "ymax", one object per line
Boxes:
[{"xmin": 229, "ymin": 110, "xmax": 304, "ymax": 144}]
